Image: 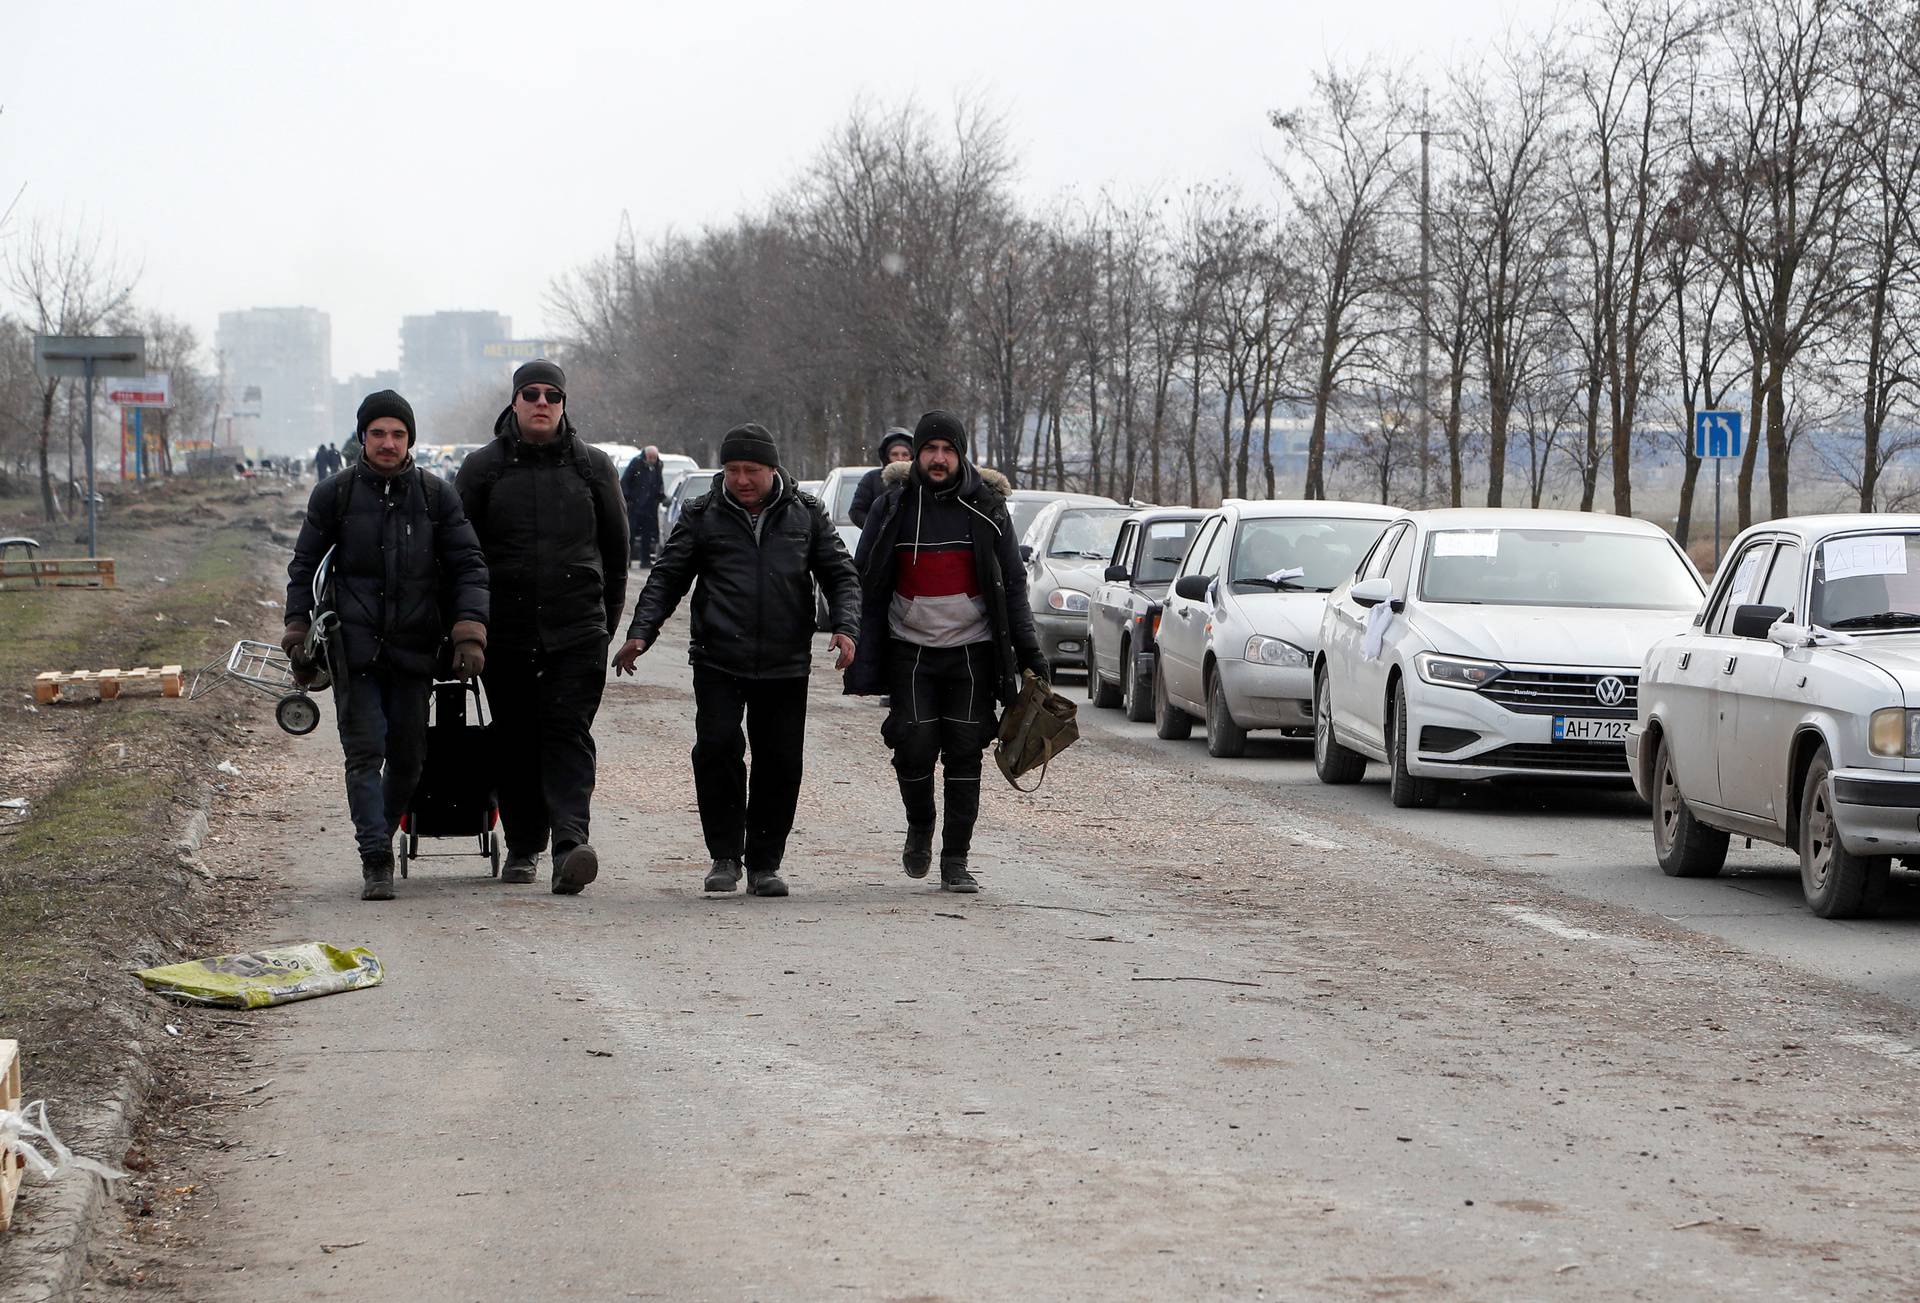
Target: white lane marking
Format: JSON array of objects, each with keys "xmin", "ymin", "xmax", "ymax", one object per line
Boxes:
[
  {"xmin": 1835, "ymin": 1032, "xmax": 1920, "ymax": 1068},
  {"xmin": 1491, "ymin": 905, "xmax": 1630, "ymax": 945}
]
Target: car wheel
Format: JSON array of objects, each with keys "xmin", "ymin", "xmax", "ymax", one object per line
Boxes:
[
  {"xmin": 1387, "ymin": 680, "xmax": 1437, "ymax": 809},
  {"xmin": 1206, "ymin": 672, "xmax": 1247, "ymax": 758},
  {"xmin": 1088, "ymin": 634, "xmax": 1121, "ymax": 709},
  {"xmin": 1123, "ymin": 642, "xmax": 1154, "ymax": 723},
  {"xmin": 1798, "ymin": 746, "xmax": 1890, "ymax": 918},
  {"xmin": 1153, "ymin": 656, "xmax": 1193, "ymax": 740},
  {"xmin": 1313, "ymin": 667, "xmax": 1367, "ymax": 784},
  {"xmin": 1651, "ymin": 732, "xmax": 1728, "ymax": 878}
]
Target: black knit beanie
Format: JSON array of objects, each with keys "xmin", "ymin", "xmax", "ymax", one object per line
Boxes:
[
  {"xmin": 719, "ymin": 422, "xmax": 780, "ymax": 468},
  {"xmin": 914, "ymin": 409, "xmax": 967, "ymax": 459},
  {"xmin": 512, "ymin": 359, "xmax": 566, "ymax": 397},
  {"xmin": 356, "ymin": 390, "xmax": 416, "ymax": 447},
  {"xmin": 877, "ymin": 426, "xmax": 914, "ymax": 461}
]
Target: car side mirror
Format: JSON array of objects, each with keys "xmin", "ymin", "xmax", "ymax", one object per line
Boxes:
[
  {"xmin": 1019, "ymin": 543, "xmax": 1034, "ymax": 565},
  {"xmin": 1173, "ymin": 574, "xmax": 1212, "ymax": 602},
  {"xmin": 1350, "ymin": 577, "xmax": 1393, "ymax": 609},
  {"xmin": 1731, "ymin": 603, "xmax": 1789, "ymax": 640},
  {"xmin": 1104, "ymin": 563, "xmax": 1129, "ymax": 583}
]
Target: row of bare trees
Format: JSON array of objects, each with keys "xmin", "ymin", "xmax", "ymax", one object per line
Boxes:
[{"xmin": 552, "ymin": 0, "xmax": 1918, "ymax": 537}]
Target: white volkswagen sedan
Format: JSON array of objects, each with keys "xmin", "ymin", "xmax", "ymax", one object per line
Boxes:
[
  {"xmin": 1314, "ymin": 508, "xmax": 1705, "ymax": 806},
  {"xmin": 1629, "ymin": 515, "xmax": 1920, "ymax": 918},
  {"xmin": 1154, "ymin": 499, "xmax": 1402, "ymax": 756}
]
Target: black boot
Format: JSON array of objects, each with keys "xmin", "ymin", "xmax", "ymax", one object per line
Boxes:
[
  {"xmin": 941, "ymin": 778, "xmax": 981, "ymax": 860},
  {"xmin": 361, "ymin": 851, "xmax": 395, "ymax": 901},
  {"xmin": 551, "ymin": 842, "xmax": 599, "ymax": 896},
  {"xmin": 747, "ymin": 863, "xmax": 789, "ymax": 897},
  {"xmin": 939, "ymin": 854, "xmax": 978, "ymax": 894},
  {"xmin": 902, "ymin": 824, "xmax": 934, "ymax": 879},
  {"xmin": 704, "ymin": 857, "xmax": 742, "ymax": 893}
]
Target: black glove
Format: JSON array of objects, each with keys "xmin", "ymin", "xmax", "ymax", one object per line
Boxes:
[{"xmin": 1019, "ymin": 651, "xmax": 1050, "ymax": 685}]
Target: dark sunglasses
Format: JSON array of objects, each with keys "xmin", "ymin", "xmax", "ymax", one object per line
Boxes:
[{"xmin": 518, "ymin": 386, "xmax": 564, "ymax": 404}]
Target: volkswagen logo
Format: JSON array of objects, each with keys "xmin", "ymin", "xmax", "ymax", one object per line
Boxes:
[{"xmin": 1594, "ymin": 675, "xmax": 1628, "ymax": 707}]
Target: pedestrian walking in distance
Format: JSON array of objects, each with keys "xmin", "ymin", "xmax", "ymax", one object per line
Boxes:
[
  {"xmin": 620, "ymin": 444, "xmax": 666, "ymax": 564},
  {"xmin": 613, "ymin": 423, "xmax": 860, "ymax": 898},
  {"xmin": 845, "ymin": 409, "xmax": 1046, "ymax": 893},
  {"xmin": 285, "ymin": 390, "xmax": 490, "ymax": 900},
  {"xmin": 848, "ymin": 425, "xmax": 914, "ymax": 529},
  {"xmin": 455, "ymin": 360, "xmax": 628, "ymax": 894}
]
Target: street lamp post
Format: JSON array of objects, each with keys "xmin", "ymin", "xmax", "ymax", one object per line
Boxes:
[{"xmin": 33, "ymin": 335, "xmax": 145, "ymax": 558}]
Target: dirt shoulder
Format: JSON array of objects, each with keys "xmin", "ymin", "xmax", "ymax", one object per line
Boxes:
[{"xmin": 0, "ymin": 475, "xmax": 299, "ymax": 1291}]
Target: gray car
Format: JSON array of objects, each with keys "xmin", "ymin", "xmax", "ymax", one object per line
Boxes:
[
  {"xmin": 1088, "ymin": 508, "xmax": 1205, "ymax": 722},
  {"xmin": 1021, "ymin": 499, "xmax": 1131, "ymax": 674}
]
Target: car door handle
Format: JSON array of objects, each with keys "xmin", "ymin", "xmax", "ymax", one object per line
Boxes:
[
  {"xmin": 1723, "ymin": 656, "xmax": 1737, "ymax": 675},
  {"xmin": 1677, "ymin": 652, "xmax": 1690, "ymax": 670}
]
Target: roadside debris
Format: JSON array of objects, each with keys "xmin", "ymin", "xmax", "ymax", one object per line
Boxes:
[
  {"xmin": 216, "ymin": 760, "xmax": 242, "ymax": 777},
  {"xmin": 134, "ymin": 942, "xmax": 384, "ymax": 1008}
]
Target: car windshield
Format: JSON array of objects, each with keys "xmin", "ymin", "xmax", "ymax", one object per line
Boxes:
[
  {"xmin": 1227, "ymin": 517, "xmax": 1390, "ymax": 593},
  {"xmin": 831, "ymin": 474, "xmax": 861, "ymax": 525},
  {"xmin": 681, "ymin": 473, "xmax": 717, "ymax": 502},
  {"xmin": 1419, "ymin": 528, "xmax": 1701, "ymax": 609},
  {"xmin": 1809, "ymin": 533, "xmax": 1920, "ymax": 630},
  {"xmin": 1009, "ymin": 497, "xmax": 1052, "ymax": 540},
  {"xmin": 1048, "ymin": 509, "xmax": 1129, "ymax": 560},
  {"xmin": 1137, "ymin": 519, "xmax": 1202, "ymax": 584}
]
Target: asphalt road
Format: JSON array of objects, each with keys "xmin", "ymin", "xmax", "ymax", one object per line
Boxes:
[{"xmin": 153, "ymin": 626, "xmax": 1920, "ymax": 1301}]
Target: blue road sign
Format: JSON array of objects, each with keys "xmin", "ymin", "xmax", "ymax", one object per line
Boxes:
[{"xmin": 1694, "ymin": 410, "xmax": 1742, "ymax": 460}]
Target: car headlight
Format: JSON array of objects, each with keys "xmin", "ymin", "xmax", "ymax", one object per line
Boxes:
[
  {"xmin": 1244, "ymin": 635, "xmax": 1309, "ymax": 667},
  {"xmin": 1047, "ymin": 589, "xmax": 1090, "ymax": 613},
  {"xmin": 1414, "ymin": 652, "xmax": 1505, "ymax": 689},
  {"xmin": 1867, "ymin": 707, "xmax": 1920, "ymax": 757}
]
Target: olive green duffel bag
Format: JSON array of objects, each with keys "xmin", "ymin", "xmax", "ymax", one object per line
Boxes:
[{"xmin": 994, "ymin": 670, "xmax": 1080, "ymax": 791}]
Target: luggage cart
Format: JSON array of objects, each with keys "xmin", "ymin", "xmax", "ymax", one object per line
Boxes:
[{"xmin": 396, "ymin": 680, "xmax": 501, "ymax": 878}]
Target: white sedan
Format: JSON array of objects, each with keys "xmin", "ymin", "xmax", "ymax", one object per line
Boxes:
[
  {"xmin": 1629, "ymin": 515, "xmax": 1920, "ymax": 917},
  {"xmin": 1314, "ymin": 508, "xmax": 1705, "ymax": 806}
]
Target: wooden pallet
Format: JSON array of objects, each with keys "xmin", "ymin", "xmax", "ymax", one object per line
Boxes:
[
  {"xmin": 0, "ymin": 557, "xmax": 116, "ymax": 590},
  {"xmin": 33, "ymin": 665, "xmax": 183, "ymax": 704},
  {"xmin": 1, "ymin": 1040, "xmax": 21, "ymax": 1233}
]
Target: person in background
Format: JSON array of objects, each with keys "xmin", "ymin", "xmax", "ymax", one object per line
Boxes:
[
  {"xmin": 621, "ymin": 445, "xmax": 666, "ymax": 564},
  {"xmin": 849, "ymin": 426, "xmax": 914, "ymax": 529}
]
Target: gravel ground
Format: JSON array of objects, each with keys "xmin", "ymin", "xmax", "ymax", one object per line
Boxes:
[{"xmin": 70, "ymin": 619, "xmax": 1920, "ymax": 1301}]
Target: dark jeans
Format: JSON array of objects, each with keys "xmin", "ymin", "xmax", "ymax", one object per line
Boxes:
[
  {"xmin": 691, "ymin": 666, "xmax": 809, "ymax": 870},
  {"xmin": 631, "ymin": 509, "xmax": 659, "ymax": 563},
  {"xmin": 883, "ymin": 641, "xmax": 998, "ymax": 856},
  {"xmin": 483, "ymin": 641, "xmax": 607, "ymax": 855},
  {"xmin": 334, "ymin": 664, "xmax": 431, "ymax": 861}
]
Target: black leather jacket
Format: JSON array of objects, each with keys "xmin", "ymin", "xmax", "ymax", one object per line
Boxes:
[
  {"xmin": 454, "ymin": 411, "xmax": 628, "ymax": 655},
  {"xmin": 845, "ymin": 460, "xmax": 1043, "ymax": 706},
  {"xmin": 286, "ymin": 462, "xmax": 489, "ymax": 676},
  {"xmin": 626, "ymin": 473, "xmax": 859, "ymax": 679}
]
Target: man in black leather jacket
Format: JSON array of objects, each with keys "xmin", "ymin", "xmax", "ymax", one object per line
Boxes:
[
  {"xmin": 844, "ymin": 410, "xmax": 1046, "ymax": 893},
  {"xmin": 614, "ymin": 424, "xmax": 859, "ymax": 898},
  {"xmin": 455, "ymin": 361, "xmax": 628, "ymax": 895},
  {"xmin": 285, "ymin": 391, "xmax": 489, "ymax": 900}
]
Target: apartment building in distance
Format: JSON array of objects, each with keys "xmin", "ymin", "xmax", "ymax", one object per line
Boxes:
[
  {"xmin": 400, "ymin": 310, "xmax": 513, "ymax": 438},
  {"xmin": 214, "ymin": 307, "xmax": 334, "ymax": 454}
]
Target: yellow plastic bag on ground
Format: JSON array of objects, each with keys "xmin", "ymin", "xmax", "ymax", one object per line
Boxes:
[{"xmin": 135, "ymin": 943, "xmax": 383, "ymax": 1008}]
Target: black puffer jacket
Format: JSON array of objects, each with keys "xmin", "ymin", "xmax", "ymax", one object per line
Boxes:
[
  {"xmin": 846, "ymin": 459, "xmax": 1043, "ymax": 706},
  {"xmin": 286, "ymin": 462, "xmax": 489, "ymax": 676},
  {"xmin": 454, "ymin": 410, "xmax": 628, "ymax": 655},
  {"xmin": 626, "ymin": 473, "xmax": 859, "ymax": 679}
]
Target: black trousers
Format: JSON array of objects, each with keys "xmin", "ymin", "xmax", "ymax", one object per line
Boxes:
[
  {"xmin": 334, "ymin": 664, "xmax": 430, "ymax": 860},
  {"xmin": 691, "ymin": 666, "xmax": 809, "ymax": 870},
  {"xmin": 883, "ymin": 641, "xmax": 998, "ymax": 856},
  {"xmin": 483, "ymin": 641, "xmax": 607, "ymax": 855}
]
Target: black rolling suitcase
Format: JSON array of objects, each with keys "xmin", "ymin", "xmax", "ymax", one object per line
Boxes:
[{"xmin": 396, "ymin": 680, "xmax": 500, "ymax": 878}]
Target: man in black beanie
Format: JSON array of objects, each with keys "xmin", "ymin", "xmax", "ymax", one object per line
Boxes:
[
  {"xmin": 844, "ymin": 408, "xmax": 1046, "ymax": 892},
  {"xmin": 285, "ymin": 390, "xmax": 491, "ymax": 899},
  {"xmin": 614, "ymin": 423, "xmax": 860, "ymax": 897},
  {"xmin": 455, "ymin": 360, "xmax": 629, "ymax": 894}
]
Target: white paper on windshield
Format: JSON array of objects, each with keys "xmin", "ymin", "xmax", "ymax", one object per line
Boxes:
[
  {"xmin": 1433, "ymin": 531, "xmax": 1499, "ymax": 558},
  {"xmin": 1265, "ymin": 567, "xmax": 1305, "ymax": 584},
  {"xmin": 1362, "ymin": 600, "xmax": 1393, "ymax": 660},
  {"xmin": 1822, "ymin": 536, "xmax": 1909, "ymax": 582}
]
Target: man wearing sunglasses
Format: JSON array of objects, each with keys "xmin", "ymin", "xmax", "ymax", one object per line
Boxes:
[{"xmin": 455, "ymin": 360, "xmax": 629, "ymax": 894}]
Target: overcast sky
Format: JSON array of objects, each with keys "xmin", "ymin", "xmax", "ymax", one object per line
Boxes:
[{"xmin": 8, "ymin": 0, "xmax": 1542, "ymax": 380}]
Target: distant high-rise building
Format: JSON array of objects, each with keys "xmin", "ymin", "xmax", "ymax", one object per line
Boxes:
[
  {"xmin": 215, "ymin": 307, "xmax": 334, "ymax": 454},
  {"xmin": 333, "ymin": 370, "xmax": 403, "ymax": 446},
  {"xmin": 400, "ymin": 310, "xmax": 513, "ymax": 438}
]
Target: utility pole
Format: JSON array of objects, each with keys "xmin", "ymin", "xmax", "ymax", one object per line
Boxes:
[{"xmin": 1392, "ymin": 92, "xmax": 1453, "ymax": 508}]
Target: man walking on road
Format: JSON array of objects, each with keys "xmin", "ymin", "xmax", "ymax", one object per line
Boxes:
[
  {"xmin": 621, "ymin": 445, "xmax": 666, "ymax": 564},
  {"xmin": 614, "ymin": 424, "xmax": 860, "ymax": 898},
  {"xmin": 285, "ymin": 391, "xmax": 490, "ymax": 900},
  {"xmin": 848, "ymin": 426, "xmax": 914, "ymax": 529},
  {"xmin": 845, "ymin": 410, "xmax": 1046, "ymax": 893},
  {"xmin": 455, "ymin": 361, "xmax": 629, "ymax": 894}
]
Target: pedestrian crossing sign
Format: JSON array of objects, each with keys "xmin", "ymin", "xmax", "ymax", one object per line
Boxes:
[{"xmin": 1694, "ymin": 410, "xmax": 1742, "ymax": 460}]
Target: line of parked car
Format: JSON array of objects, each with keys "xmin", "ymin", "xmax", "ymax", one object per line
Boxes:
[{"xmin": 1059, "ymin": 493, "xmax": 1920, "ymax": 924}]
